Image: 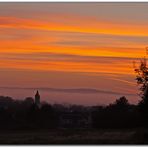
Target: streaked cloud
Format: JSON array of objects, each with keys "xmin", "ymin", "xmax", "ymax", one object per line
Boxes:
[
  {"xmin": 0, "ymin": 86, "xmax": 136, "ymax": 96},
  {"xmin": 0, "ymin": 2, "xmax": 145, "ymax": 104}
]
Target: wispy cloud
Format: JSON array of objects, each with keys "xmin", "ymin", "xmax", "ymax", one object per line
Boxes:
[
  {"xmin": 1, "ymin": 15, "xmax": 148, "ymax": 36},
  {"xmin": 0, "ymin": 3, "xmax": 143, "ymax": 104},
  {"xmin": 0, "ymin": 86, "xmax": 136, "ymax": 96}
]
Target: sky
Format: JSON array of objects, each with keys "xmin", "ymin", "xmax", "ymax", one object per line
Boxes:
[{"xmin": 0, "ymin": 2, "xmax": 147, "ymax": 105}]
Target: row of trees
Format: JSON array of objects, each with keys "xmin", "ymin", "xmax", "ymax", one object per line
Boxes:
[
  {"xmin": 0, "ymin": 96, "xmax": 58, "ymax": 129},
  {"xmin": 0, "ymin": 94, "xmax": 146, "ymax": 129},
  {"xmin": 92, "ymin": 96, "xmax": 141, "ymax": 128}
]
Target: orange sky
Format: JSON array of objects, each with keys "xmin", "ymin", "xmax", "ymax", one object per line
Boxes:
[{"xmin": 0, "ymin": 2, "xmax": 147, "ymax": 105}]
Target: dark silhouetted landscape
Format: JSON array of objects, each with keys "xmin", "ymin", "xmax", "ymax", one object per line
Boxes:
[{"xmin": 0, "ymin": 91, "xmax": 147, "ymax": 144}]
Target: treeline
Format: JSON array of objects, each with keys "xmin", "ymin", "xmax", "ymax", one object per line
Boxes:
[
  {"xmin": 0, "ymin": 96, "xmax": 58, "ymax": 130},
  {"xmin": 0, "ymin": 95, "xmax": 147, "ymax": 130},
  {"xmin": 92, "ymin": 97, "xmax": 141, "ymax": 129}
]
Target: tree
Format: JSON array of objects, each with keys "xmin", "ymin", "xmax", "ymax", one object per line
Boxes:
[
  {"xmin": 134, "ymin": 58, "xmax": 148, "ymax": 98},
  {"xmin": 134, "ymin": 57, "xmax": 148, "ymax": 126},
  {"xmin": 110, "ymin": 96, "xmax": 129, "ymax": 111},
  {"xmin": 114, "ymin": 96, "xmax": 129, "ymax": 106},
  {"xmin": 40, "ymin": 103, "xmax": 57, "ymax": 128},
  {"xmin": 23, "ymin": 97, "xmax": 34, "ymax": 107}
]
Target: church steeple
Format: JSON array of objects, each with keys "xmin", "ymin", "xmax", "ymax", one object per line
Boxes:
[{"xmin": 35, "ymin": 90, "xmax": 40, "ymax": 106}]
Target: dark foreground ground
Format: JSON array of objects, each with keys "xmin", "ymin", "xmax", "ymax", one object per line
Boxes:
[{"xmin": 0, "ymin": 128, "xmax": 147, "ymax": 145}]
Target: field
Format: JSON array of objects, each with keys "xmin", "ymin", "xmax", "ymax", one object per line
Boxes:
[{"xmin": 0, "ymin": 128, "xmax": 147, "ymax": 145}]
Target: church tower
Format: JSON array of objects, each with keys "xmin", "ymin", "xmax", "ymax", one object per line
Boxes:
[{"xmin": 35, "ymin": 90, "xmax": 40, "ymax": 106}]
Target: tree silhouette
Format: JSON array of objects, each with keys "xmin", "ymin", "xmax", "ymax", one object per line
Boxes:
[
  {"xmin": 40, "ymin": 103, "xmax": 57, "ymax": 128},
  {"xmin": 114, "ymin": 96, "xmax": 129, "ymax": 106},
  {"xmin": 134, "ymin": 58, "xmax": 148, "ymax": 126},
  {"xmin": 23, "ymin": 97, "xmax": 34, "ymax": 108},
  {"xmin": 108, "ymin": 96, "xmax": 129, "ymax": 111},
  {"xmin": 135, "ymin": 58, "xmax": 148, "ymax": 98}
]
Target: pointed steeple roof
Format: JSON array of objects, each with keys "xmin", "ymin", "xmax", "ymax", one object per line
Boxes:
[{"xmin": 35, "ymin": 90, "xmax": 40, "ymax": 96}]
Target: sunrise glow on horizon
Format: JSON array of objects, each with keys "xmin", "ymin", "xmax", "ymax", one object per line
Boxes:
[{"xmin": 0, "ymin": 2, "xmax": 147, "ymax": 105}]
